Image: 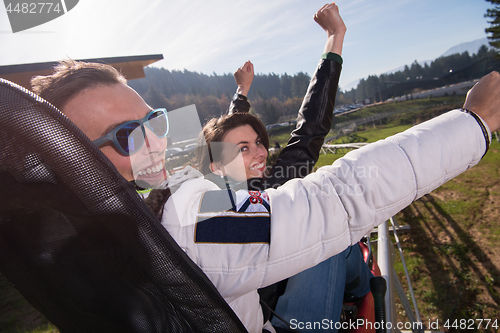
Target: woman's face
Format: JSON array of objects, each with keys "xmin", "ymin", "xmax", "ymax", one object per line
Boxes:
[{"xmin": 217, "ymin": 124, "xmax": 268, "ymax": 180}]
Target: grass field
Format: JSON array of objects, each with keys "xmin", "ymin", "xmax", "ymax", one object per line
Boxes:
[
  {"xmin": 2, "ymin": 97, "xmax": 499, "ymax": 332},
  {"xmin": 392, "ymin": 139, "xmax": 500, "ymax": 331},
  {"xmin": 0, "ymin": 276, "xmax": 57, "ymax": 332},
  {"xmin": 312, "ymin": 101, "xmax": 500, "ymax": 331}
]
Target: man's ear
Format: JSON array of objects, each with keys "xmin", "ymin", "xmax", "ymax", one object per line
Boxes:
[{"xmin": 209, "ymin": 162, "xmax": 223, "ymax": 177}]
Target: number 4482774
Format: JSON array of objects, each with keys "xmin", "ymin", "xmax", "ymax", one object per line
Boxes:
[
  {"xmin": 5, "ymin": 3, "xmax": 62, "ymax": 14},
  {"xmin": 444, "ymin": 319, "xmax": 498, "ymax": 330}
]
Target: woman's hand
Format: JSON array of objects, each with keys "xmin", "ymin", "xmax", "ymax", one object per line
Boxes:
[
  {"xmin": 234, "ymin": 60, "xmax": 254, "ymax": 97},
  {"xmin": 314, "ymin": 3, "xmax": 346, "ymax": 56}
]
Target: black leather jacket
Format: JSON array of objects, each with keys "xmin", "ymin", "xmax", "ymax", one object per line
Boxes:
[
  {"xmin": 226, "ymin": 58, "xmax": 342, "ymax": 313},
  {"xmin": 228, "ymin": 58, "xmax": 342, "ymax": 191}
]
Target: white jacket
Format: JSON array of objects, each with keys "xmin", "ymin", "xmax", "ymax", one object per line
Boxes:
[{"xmin": 160, "ymin": 110, "xmax": 489, "ymax": 333}]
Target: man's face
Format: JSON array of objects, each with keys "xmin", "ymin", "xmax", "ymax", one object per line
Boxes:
[{"xmin": 62, "ymin": 83, "xmax": 167, "ymax": 183}]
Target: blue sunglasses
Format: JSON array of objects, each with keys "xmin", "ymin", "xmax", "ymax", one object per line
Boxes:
[{"xmin": 93, "ymin": 108, "xmax": 169, "ymax": 155}]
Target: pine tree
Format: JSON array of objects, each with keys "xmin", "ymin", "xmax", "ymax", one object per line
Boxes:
[{"xmin": 485, "ymin": 0, "xmax": 500, "ymax": 60}]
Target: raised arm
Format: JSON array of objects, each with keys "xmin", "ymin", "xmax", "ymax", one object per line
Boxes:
[
  {"xmin": 228, "ymin": 61, "xmax": 254, "ymax": 114},
  {"xmin": 263, "ymin": 2, "xmax": 346, "ymax": 189}
]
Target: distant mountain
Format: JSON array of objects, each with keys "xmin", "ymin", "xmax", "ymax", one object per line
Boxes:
[
  {"xmin": 385, "ymin": 38, "xmax": 490, "ymax": 76},
  {"xmin": 342, "ymin": 37, "xmax": 490, "ymax": 91},
  {"xmin": 441, "ymin": 37, "xmax": 489, "ymax": 57}
]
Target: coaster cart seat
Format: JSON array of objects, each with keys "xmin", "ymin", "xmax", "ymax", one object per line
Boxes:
[
  {"xmin": 341, "ymin": 241, "xmax": 386, "ymax": 333},
  {"xmin": 0, "ymin": 78, "xmax": 248, "ymax": 333}
]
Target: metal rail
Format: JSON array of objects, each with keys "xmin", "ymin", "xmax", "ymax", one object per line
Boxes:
[{"xmin": 375, "ymin": 219, "xmax": 425, "ymax": 333}]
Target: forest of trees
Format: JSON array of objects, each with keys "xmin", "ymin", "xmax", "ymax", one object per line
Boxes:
[
  {"xmin": 128, "ymin": 67, "xmax": 313, "ymax": 125},
  {"xmin": 128, "ymin": 45, "xmax": 498, "ymax": 126},
  {"xmin": 340, "ymin": 45, "xmax": 499, "ymax": 104}
]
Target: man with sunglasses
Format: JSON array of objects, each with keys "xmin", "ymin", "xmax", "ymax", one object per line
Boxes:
[
  {"xmin": 32, "ymin": 60, "xmax": 170, "ymax": 189},
  {"xmin": 31, "ymin": 55, "xmax": 500, "ymax": 332}
]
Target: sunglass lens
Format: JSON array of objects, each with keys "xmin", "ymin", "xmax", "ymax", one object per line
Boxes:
[
  {"xmin": 146, "ymin": 111, "xmax": 168, "ymax": 138},
  {"xmin": 116, "ymin": 122, "xmax": 143, "ymax": 154}
]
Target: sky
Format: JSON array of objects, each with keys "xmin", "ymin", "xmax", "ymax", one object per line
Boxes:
[{"xmin": 0, "ymin": 0, "xmax": 493, "ymax": 91}]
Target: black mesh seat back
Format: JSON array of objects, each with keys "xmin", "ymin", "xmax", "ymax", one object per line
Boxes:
[{"xmin": 0, "ymin": 78, "xmax": 247, "ymax": 333}]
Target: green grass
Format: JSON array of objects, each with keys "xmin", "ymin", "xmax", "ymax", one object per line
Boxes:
[
  {"xmin": 315, "ymin": 125, "xmax": 416, "ymax": 168},
  {"xmin": 0, "ymin": 276, "xmax": 58, "ymax": 332},
  {"xmin": 22, "ymin": 324, "xmax": 58, "ymax": 333},
  {"xmin": 393, "ymin": 140, "xmax": 500, "ymax": 330},
  {"xmin": 312, "ymin": 105, "xmax": 500, "ymax": 330},
  {"xmin": 270, "ymin": 96, "xmax": 464, "ymax": 152},
  {"xmin": 334, "ymin": 96, "xmax": 464, "ymax": 124},
  {"xmin": 354, "ymin": 125, "xmax": 413, "ymax": 142},
  {"xmin": 266, "ymin": 125, "xmax": 295, "ymax": 146}
]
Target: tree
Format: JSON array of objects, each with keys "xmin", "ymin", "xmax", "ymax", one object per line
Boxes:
[
  {"xmin": 143, "ymin": 84, "xmax": 167, "ymax": 109},
  {"xmin": 291, "ymin": 72, "xmax": 311, "ymax": 98},
  {"xmin": 251, "ymin": 97, "xmax": 282, "ymax": 125},
  {"xmin": 282, "ymin": 97, "xmax": 303, "ymax": 118},
  {"xmin": 485, "ymin": 0, "xmax": 500, "ymax": 60},
  {"xmin": 280, "ymin": 74, "xmax": 292, "ymax": 100}
]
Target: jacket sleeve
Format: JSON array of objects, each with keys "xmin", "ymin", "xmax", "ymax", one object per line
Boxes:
[
  {"xmin": 227, "ymin": 97, "xmax": 250, "ymax": 115},
  {"xmin": 265, "ymin": 58, "xmax": 341, "ymax": 188},
  {"xmin": 263, "ymin": 109, "xmax": 487, "ymax": 285},
  {"xmin": 185, "ymin": 109, "xmax": 488, "ymax": 299}
]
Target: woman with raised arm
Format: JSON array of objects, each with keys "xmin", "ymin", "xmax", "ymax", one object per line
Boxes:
[{"xmin": 196, "ymin": 5, "xmax": 372, "ymax": 331}]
